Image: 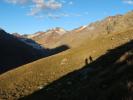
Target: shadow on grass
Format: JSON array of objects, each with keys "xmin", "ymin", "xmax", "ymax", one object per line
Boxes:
[
  {"xmin": 0, "ymin": 30, "xmax": 70, "ymax": 74},
  {"xmin": 20, "ymin": 40, "xmax": 133, "ymax": 100}
]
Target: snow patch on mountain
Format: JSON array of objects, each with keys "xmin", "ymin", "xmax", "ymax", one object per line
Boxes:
[
  {"xmin": 20, "ymin": 38, "xmax": 44, "ymax": 50},
  {"xmin": 45, "ymin": 27, "xmax": 66, "ymax": 35}
]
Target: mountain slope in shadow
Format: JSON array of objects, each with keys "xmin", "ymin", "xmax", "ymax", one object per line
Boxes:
[
  {"xmin": 0, "ymin": 30, "xmax": 69, "ymax": 74},
  {"xmin": 21, "ymin": 40, "xmax": 133, "ymax": 100}
]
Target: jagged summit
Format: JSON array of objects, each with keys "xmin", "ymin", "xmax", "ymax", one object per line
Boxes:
[{"xmin": 45, "ymin": 27, "xmax": 66, "ymax": 35}]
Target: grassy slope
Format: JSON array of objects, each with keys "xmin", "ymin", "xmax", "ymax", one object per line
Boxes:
[
  {"xmin": 22, "ymin": 35, "xmax": 133, "ymax": 100},
  {"xmin": 0, "ymin": 29, "xmax": 133, "ymax": 99}
]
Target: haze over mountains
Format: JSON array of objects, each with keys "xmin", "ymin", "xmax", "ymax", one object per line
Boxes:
[{"xmin": 0, "ymin": 11, "xmax": 133, "ymax": 100}]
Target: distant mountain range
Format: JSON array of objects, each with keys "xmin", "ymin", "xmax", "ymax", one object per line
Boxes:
[
  {"xmin": 13, "ymin": 11, "xmax": 133, "ymax": 48},
  {"xmin": 13, "ymin": 27, "xmax": 67, "ymax": 48}
]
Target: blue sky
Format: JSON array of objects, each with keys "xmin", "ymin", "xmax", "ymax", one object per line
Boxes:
[{"xmin": 0, "ymin": 0, "xmax": 133, "ymax": 34}]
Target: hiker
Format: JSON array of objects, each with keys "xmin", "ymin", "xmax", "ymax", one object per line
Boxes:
[
  {"xmin": 85, "ymin": 58, "xmax": 89, "ymax": 65},
  {"xmin": 89, "ymin": 56, "xmax": 93, "ymax": 62}
]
